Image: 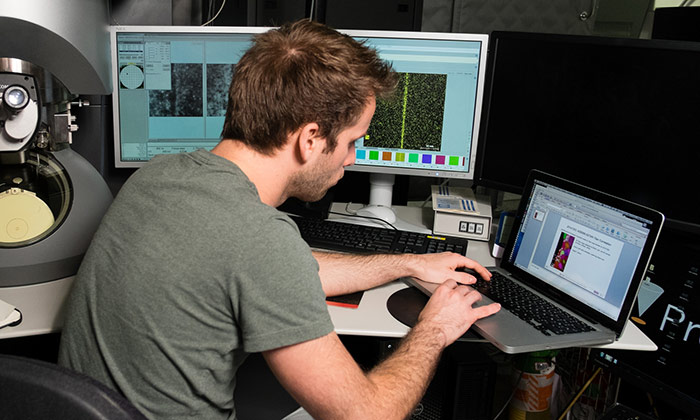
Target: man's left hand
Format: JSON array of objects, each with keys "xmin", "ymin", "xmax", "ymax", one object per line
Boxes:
[{"xmin": 411, "ymin": 252, "xmax": 491, "ymax": 285}]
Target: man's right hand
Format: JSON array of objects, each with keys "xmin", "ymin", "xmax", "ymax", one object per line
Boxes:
[
  {"xmin": 264, "ymin": 279, "xmax": 501, "ymax": 420},
  {"xmin": 417, "ymin": 279, "xmax": 501, "ymax": 347}
]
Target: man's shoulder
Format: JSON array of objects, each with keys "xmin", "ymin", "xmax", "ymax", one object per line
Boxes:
[{"xmin": 236, "ymin": 209, "xmax": 300, "ymax": 243}]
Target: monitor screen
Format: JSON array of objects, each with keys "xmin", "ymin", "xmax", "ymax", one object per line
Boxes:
[
  {"xmin": 343, "ymin": 30, "xmax": 488, "ymax": 181},
  {"xmin": 475, "ymin": 31, "xmax": 700, "ymax": 229},
  {"xmin": 111, "ymin": 26, "xmax": 488, "ymax": 181},
  {"xmin": 111, "ymin": 26, "xmax": 268, "ymax": 168},
  {"xmin": 593, "ymin": 229, "xmax": 700, "ymax": 419}
]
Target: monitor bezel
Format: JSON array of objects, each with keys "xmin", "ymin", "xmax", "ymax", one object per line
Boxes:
[
  {"xmin": 110, "ymin": 25, "xmax": 488, "ymax": 180},
  {"xmin": 475, "ymin": 30, "xmax": 700, "ymax": 193},
  {"xmin": 110, "ymin": 25, "xmax": 271, "ymax": 169},
  {"xmin": 474, "ymin": 31, "xmax": 700, "ymax": 232},
  {"xmin": 501, "ymin": 169, "xmax": 665, "ymax": 337},
  {"xmin": 340, "ymin": 29, "xmax": 489, "ymax": 180}
]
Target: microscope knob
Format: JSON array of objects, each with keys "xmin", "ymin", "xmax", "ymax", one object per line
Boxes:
[{"xmin": 3, "ymin": 100, "xmax": 39, "ymax": 141}]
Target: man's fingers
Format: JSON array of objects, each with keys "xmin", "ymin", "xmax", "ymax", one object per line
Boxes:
[
  {"xmin": 473, "ymin": 301, "xmax": 501, "ymax": 318},
  {"xmin": 458, "ymin": 289, "xmax": 501, "ymax": 318},
  {"xmin": 452, "ymin": 284, "xmax": 470, "ymax": 296},
  {"xmin": 453, "ymin": 271, "xmax": 477, "ymax": 285},
  {"xmin": 441, "ymin": 278, "xmax": 459, "ymax": 289},
  {"xmin": 457, "ymin": 260, "xmax": 492, "ymax": 280}
]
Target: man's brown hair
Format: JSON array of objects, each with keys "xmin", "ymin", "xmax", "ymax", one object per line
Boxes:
[{"xmin": 221, "ymin": 19, "xmax": 397, "ymax": 154}]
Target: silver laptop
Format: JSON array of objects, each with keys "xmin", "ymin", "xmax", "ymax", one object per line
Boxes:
[{"xmin": 407, "ymin": 170, "xmax": 664, "ymax": 354}]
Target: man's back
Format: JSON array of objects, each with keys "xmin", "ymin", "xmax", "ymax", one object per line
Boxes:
[{"xmin": 58, "ymin": 150, "xmax": 333, "ymax": 419}]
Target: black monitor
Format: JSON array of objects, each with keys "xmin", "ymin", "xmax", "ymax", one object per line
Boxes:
[
  {"xmin": 592, "ymin": 228, "xmax": 700, "ymax": 419},
  {"xmin": 474, "ymin": 31, "xmax": 700, "ymax": 232},
  {"xmin": 652, "ymin": 6, "xmax": 700, "ymax": 42},
  {"xmin": 315, "ymin": 0, "xmax": 423, "ymax": 31}
]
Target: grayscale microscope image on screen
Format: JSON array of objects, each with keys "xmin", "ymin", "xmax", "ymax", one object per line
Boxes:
[{"xmin": 112, "ymin": 28, "xmax": 266, "ymax": 166}]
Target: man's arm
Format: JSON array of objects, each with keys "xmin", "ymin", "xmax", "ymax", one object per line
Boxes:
[
  {"xmin": 314, "ymin": 250, "xmax": 491, "ymax": 297},
  {"xmin": 263, "ymin": 279, "xmax": 501, "ymax": 420}
]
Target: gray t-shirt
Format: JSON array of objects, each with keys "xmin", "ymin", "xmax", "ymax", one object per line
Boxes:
[{"xmin": 58, "ymin": 149, "xmax": 333, "ymax": 420}]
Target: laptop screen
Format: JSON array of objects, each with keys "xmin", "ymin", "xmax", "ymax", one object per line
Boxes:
[{"xmin": 506, "ymin": 177, "xmax": 657, "ymax": 323}]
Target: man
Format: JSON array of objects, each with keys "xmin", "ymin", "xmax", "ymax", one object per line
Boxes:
[{"xmin": 59, "ymin": 20, "xmax": 500, "ymax": 420}]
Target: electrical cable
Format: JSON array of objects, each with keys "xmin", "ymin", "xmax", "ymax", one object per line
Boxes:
[
  {"xmin": 202, "ymin": 0, "xmax": 227, "ymax": 26},
  {"xmin": 328, "ymin": 209, "xmax": 398, "ymax": 230},
  {"xmin": 557, "ymin": 366, "xmax": 602, "ymax": 420},
  {"xmin": 308, "ymin": 0, "xmax": 316, "ymax": 21},
  {"xmin": 208, "ymin": 0, "xmax": 215, "ymax": 20},
  {"xmin": 646, "ymin": 392, "xmax": 660, "ymax": 418},
  {"xmin": 418, "ymin": 178, "xmax": 449, "ymax": 209}
]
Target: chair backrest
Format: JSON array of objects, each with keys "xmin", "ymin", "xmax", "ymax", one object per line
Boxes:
[{"xmin": 0, "ymin": 354, "xmax": 147, "ymax": 420}]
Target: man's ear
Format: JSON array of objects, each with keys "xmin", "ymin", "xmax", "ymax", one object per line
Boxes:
[{"xmin": 295, "ymin": 122, "xmax": 325, "ymax": 163}]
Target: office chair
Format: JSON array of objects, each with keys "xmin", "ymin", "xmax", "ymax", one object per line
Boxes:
[{"xmin": 0, "ymin": 354, "xmax": 147, "ymax": 420}]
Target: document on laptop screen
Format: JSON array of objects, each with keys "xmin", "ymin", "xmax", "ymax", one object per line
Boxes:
[{"xmin": 508, "ymin": 181, "xmax": 653, "ymax": 322}]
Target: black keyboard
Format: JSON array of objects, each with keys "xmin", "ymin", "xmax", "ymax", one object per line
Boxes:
[
  {"xmin": 290, "ymin": 215, "xmax": 468, "ymax": 255},
  {"xmin": 472, "ymin": 272, "xmax": 595, "ymax": 336}
]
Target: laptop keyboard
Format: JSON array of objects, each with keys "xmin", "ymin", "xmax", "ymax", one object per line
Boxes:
[{"xmin": 472, "ymin": 272, "xmax": 595, "ymax": 336}]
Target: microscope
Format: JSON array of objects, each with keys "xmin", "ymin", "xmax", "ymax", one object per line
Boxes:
[{"xmin": 1, "ymin": 1, "xmax": 113, "ymax": 336}]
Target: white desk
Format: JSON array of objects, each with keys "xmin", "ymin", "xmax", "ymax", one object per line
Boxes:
[
  {"xmin": 326, "ymin": 203, "xmax": 658, "ymax": 352},
  {"xmin": 0, "ymin": 203, "xmax": 657, "ymax": 352},
  {"xmin": 0, "ymin": 276, "xmax": 73, "ymax": 339}
]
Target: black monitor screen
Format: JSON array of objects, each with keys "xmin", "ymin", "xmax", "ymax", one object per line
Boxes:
[
  {"xmin": 475, "ymin": 31, "xmax": 700, "ymax": 229},
  {"xmin": 593, "ymin": 229, "xmax": 700, "ymax": 419}
]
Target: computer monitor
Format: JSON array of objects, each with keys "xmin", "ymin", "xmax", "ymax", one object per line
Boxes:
[
  {"xmin": 474, "ymin": 31, "xmax": 700, "ymax": 232},
  {"xmin": 111, "ymin": 26, "xmax": 488, "ymax": 224},
  {"xmin": 592, "ymin": 228, "xmax": 700, "ymax": 419},
  {"xmin": 339, "ymin": 30, "xmax": 488, "ymax": 223},
  {"xmin": 110, "ymin": 25, "xmax": 269, "ymax": 168}
]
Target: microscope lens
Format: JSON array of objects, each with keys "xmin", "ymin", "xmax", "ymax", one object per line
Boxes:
[{"xmin": 5, "ymin": 86, "xmax": 29, "ymax": 110}]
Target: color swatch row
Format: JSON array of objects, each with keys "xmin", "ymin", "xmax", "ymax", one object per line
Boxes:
[{"xmin": 356, "ymin": 150, "xmax": 464, "ymax": 166}]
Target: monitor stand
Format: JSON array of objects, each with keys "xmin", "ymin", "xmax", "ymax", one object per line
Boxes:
[
  {"xmin": 354, "ymin": 173, "xmax": 397, "ymax": 223},
  {"xmin": 351, "ymin": 173, "xmax": 430, "ymax": 233}
]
